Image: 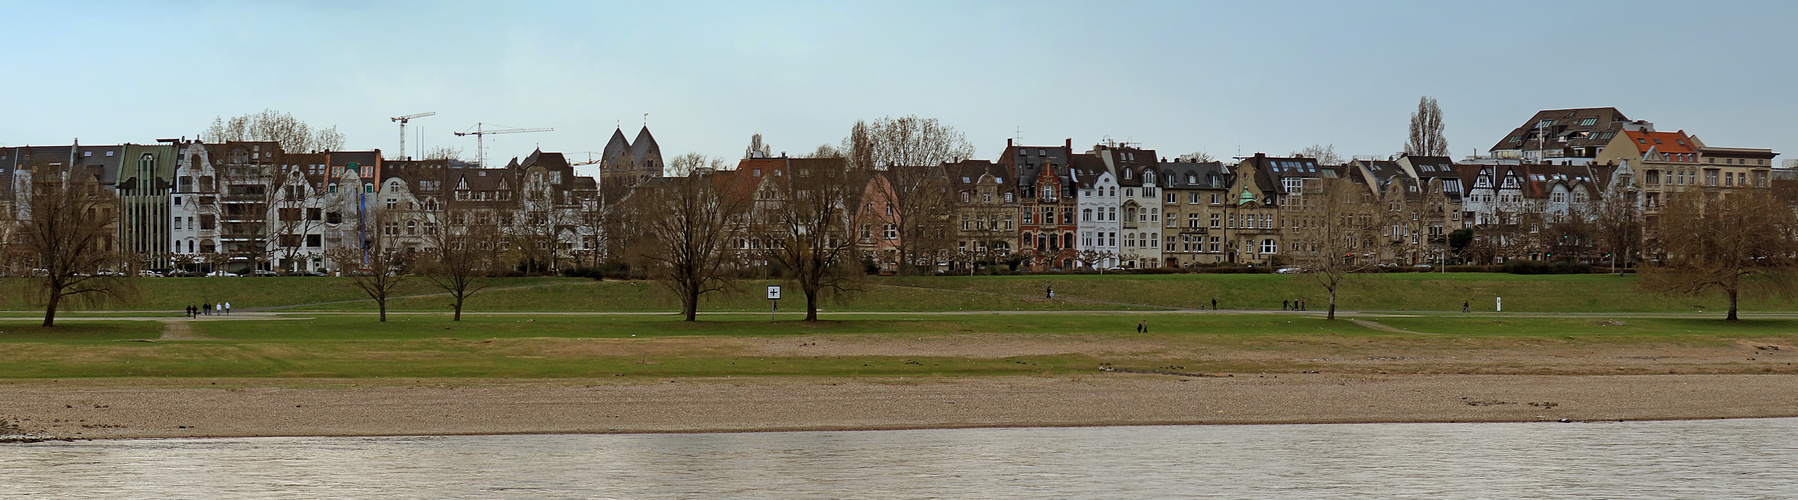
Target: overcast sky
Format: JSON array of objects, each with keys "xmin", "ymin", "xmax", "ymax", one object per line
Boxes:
[{"xmin": 4, "ymin": 1, "xmax": 1793, "ymax": 175}]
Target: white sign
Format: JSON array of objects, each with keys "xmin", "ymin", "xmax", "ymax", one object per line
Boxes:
[{"xmin": 767, "ymin": 285, "xmax": 781, "ymax": 300}]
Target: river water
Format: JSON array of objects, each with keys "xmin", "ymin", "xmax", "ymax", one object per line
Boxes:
[{"xmin": 5, "ymin": 418, "xmax": 1797, "ymax": 499}]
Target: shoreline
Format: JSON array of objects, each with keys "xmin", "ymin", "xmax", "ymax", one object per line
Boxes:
[{"xmin": 6, "ymin": 373, "xmax": 1798, "ymax": 440}]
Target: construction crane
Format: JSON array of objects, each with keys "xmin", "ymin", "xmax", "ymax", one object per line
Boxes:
[
  {"xmin": 390, "ymin": 112, "xmax": 435, "ymax": 160},
  {"xmin": 454, "ymin": 122, "xmax": 552, "ymax": 167},
  {"xmin": 567, "ymin": 151, "xmax": 602, "ymax": 167}
]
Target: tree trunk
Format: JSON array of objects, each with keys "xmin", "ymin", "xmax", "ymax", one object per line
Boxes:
[
  {"xmin": 1727, "ymin": 288, "xmax": 1740, "ymax": 322},
  {"xmin": 42, "ymin": 292, "xmax": 60, "ymax": 328},
  {"xmin": 805, "ymin": 289, "xmax": 819, "ymax": 322},
  {"xmin": 1327, "ymin": 287, "xmax": 1338, "ymax": 320},
  {"xmin": 453, "ymin": 295, "xmax": 463, "ymax": 321},
  {"xmin": 378, "ymin": 299, "xmax": 388, "ymax": 322},
  {"xmin": 683, "ymin": 288, "xmax": 699, "ymax": 321}
]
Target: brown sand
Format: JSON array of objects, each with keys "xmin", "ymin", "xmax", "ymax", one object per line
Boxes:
[{"xmin": 4, "ymin": 374, "xmax": 1797, "ymax": 440}]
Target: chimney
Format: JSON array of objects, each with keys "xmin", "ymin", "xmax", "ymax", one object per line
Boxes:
[
  {"xmin": 1065, "ymin": 138, "xmax": 1072, "ymax": 150},
  {"xmin": 1008, "ymin": 138, "xmax": 1013, "ymax": 148}
]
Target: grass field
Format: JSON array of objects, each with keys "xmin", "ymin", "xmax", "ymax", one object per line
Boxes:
[
  {"xmin": 0, "ymin": 310, "xmax": 1794, "ymax": 379},
  {"xmin": 0, "ymin": 272, "xmax": 1791, "ymax": 314},
  {"xmin": 0, "ymin": 273, "xmax": 1793, "ymax": 381}
]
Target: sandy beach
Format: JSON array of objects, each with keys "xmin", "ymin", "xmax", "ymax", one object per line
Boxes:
[{"xmin": 4, "ymin": 374, "xmax": 1797, "ymax": 440}]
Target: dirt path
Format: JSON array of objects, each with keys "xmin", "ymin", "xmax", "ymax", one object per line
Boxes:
[{"xmin": 869, "ymin": 283, "xmax": 1188, "ymax": 311}]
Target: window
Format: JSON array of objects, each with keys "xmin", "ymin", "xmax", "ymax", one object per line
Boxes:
[
  {"xmin": 1210, "ymin": 213, "xmax": 1221, "ymax": 228},
  {"xmin": 1209, "ymin": 236, "xmax": 1220, "ymax": 253},
  {"xmin": 199, "ymin": 215, "xmax": 216, "ymax": 230},
  {"xmin": 1190, "ymin": 213, "xmax": 1201, "ymax": 228},
  {"xmin": 1579, "ymin": 118, "xmax": 1597, "ymax": 126},
  {"xmin": 883, "ymin": 223, "xmax": 897, "ymax": 240},
  {"xmin": 1082, "ymin": 209, "xmax": 1092, "ymax": 221},
  {"xmin": 1165, "ymin": 192, "xmax": 1176, "ymax": 203},
  {"xmin": 1125, "ymin": 188, "xmax": 1134, "ymax": 197},
  {"xmin": 1260, "ymin": 239, "xmax": 1277, "ymax": 254},
  {"xmin": 1190, "ymin": 193, "xmax": 1200, "ymax": 204},
  {"xmin": 1108, "ymin": 207, "xmax": 1116, "ymax": 221},
  {"xmin": 308, "ymin": 208, "xmax": 323, "ymax": 221},
  {"xmin": 961, "ymin": 215, "xmax": 971, "ymax": 230},
  {"xmin": 173, "ymin": 217, "xmax": 182, "ymax": 230},
  {"xmin": 961, "ymin": 192, "xmax": 970, "ymax": 203},
  {"xmin": 1211, "ymin": 193, "xmax": 1221, "ymax": 205},
  {"xmin": 1003, "ymin": 192, "xmax": 1014, "ymax": 203},
  {"xmin": 1004, "ymin": 215, "xmax": 1013, "ymax": 230}
]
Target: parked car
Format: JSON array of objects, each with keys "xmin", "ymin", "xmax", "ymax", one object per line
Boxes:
[
  {"xmin": 206, "ymin": 270, "xmax": 239, "ymax": 277},
  {"xmin": 252, "ymin": 270, "xmax": 279, "ymax": 277},
  {"xmin": 138, "ymin": 269, "xmax": 163, "ymax": 277}
]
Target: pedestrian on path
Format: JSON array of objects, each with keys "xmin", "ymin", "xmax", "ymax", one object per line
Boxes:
[
  {"xmin": 1211, "ymin": 298, "xmax": 1217, "ymax": 310},
  {"xmin": 1463, "ymin": 300, "xmax": 1470, "ymax": 313},
  {"xmin": 223, "ymin": 302, "xmax": 231, "ymax": 315},
  {"xmin": 1136, "ymin": 320, "xmax": 1144, "ymax": 333},
  {"xmin": 1046, "ymin": 286, "xmax": 1054, "ymax": 299},
  {"xmin": 1300, "ymin": 299, "xmax": 1307, "ymax": 311},
  {"xmin": 1283, "ymin": 299, "xmax": 1290, "ymax": 310},
  {"xmin": 203, "ymin": 303, "xmax": 211, "ymax": 316}
]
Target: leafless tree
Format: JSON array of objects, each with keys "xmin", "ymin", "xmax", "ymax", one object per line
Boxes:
[
  {"xmin": 269, "ymin": 167, "xmax": 325, "ymax": 275},
  {"xmin": 756, "ymin": 158, "xmax": 866, "ymax": 321},
  {"xmin": 1639, "ymin": 191, "xmax": 1798, "ymax": 321},
  {"xmin": 1592, "ymin": 190, "xmax": 1642, "ymax": 271},
  {"xmin": 1292, "ymin": 144, "xmax": 1342, "ymax": 165},
  {"xmin": 204, "ymin": 109, "xmax": 345, "ymax": 153},
  {"xmin": 1286, "ymin": 178, "xmax": 1381, "ymax": 319},
  {"xmin": 745, "ymin": 133, "xmax": 772, "ymax": 158},
  {"xmin": 1406, "ymin": 96, "xmax": 1448, "ymax": 156},
  {"xmin": 806, "ymin": 144, "xmax": 842, "ymax": 159},
  {"xmin": 634, "ymin": 154, "xmax": 752, "ymax": 320},
  {"xmin": 16, "ymin": 168, "xmax": 133, "ymax": 327},
  {"xmin": 328, "ymin": 209, "xmax": 412, "ymax": 322},
  {"xmin": 419, "ymin": 208, "xmax": 500, "ymax": 321},
  {"xmin": 426, "ymin": 146, "xmax": 464, "ymax": 161},
  {"xmin": 1177, "ymin": 151, "xmax": 1215, "ymax": 163},
  {"xmin": 840, "ymin": 116, "xmax": 973, "ymax": 274},
  {"xmin": 1075, "ymin": 248, "xmax": 1117, "ymax": 274}
]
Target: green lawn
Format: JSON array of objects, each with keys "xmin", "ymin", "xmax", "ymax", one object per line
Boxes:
[{"xmin": 4, "ymin": 273, "xmax": 1791, "ymax": 315}]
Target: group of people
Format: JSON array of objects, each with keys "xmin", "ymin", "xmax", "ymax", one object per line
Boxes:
[
  {"xmin": 1283, "ymin": 299, "xmax": 1306, "ymax": 311},
  {"xmin": 185, "ymin": 302, "xmax": 230, "ymax": 318}
]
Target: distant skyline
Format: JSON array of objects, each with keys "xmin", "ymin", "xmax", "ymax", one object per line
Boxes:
[{"xmin": 4, "ymin": 1, "xmax": 1794, "ymax": 176}]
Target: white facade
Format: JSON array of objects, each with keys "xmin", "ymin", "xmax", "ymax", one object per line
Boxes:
[{"xmin": 1076, "ymin": 171, "xmax": 1120, "ymax": 268}]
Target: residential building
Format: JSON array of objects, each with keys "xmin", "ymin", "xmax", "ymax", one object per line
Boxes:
[
  {"xmin": 1158, "ymin": 159, "xmax": 1231, "ymax": 266},
  {"xmin": 1489, "ymin": 107, "xmax": 1649, "ymax": 163},
  {"xmin": 945, "ymin": 159, "xmax": 1016, "ymax": 271},
  {"xmin": 999, "ymin": 139, "xmax": 1077, "ymax": 271}
]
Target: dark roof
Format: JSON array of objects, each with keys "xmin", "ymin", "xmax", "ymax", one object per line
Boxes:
[
  {"xmin": 631, "ymin": 127, "xmax": 660, "ymax": 164},
  {"xmin": 602, "ymin": 128, "xmax": 632, "ymax": 164},
  {"xmin": 1243, "ymin": 153, "xmax": 1327, "ymax": 197},
  {"xmin": 945, "ymin": 159, "xmax": 1007, "ymax": 188},
  {"xmin": 997, "ymin": 142, "xmax": 1072, "ymax": 194},
  {"xmin": 1157, "ymin": 161, "xmax": 1231, "ymax": 190},
  {"xmin": 1490, "ymin": 107, "xmax": 1632, "ymax": 153},
  {"xmin": 1068, "ymin": 154, "xmax": 1110, "ymax": 187}
]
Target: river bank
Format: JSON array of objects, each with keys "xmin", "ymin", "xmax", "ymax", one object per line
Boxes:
[{"xmin": 4, "ymin": 374, "xmax": 1796, "ymax": 440}]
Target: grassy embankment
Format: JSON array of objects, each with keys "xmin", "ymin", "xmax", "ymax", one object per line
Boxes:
[
  {"xmin": 1, "ymin": 311, "xmax": 1796, "ymax": 379},
  {"xmin": 0, "ymin": 272, "xmax": 1788, "ymax": 314},
  {"xmin": 1, "ymin": 273, "xmax": 1795, "ymax": 380}
]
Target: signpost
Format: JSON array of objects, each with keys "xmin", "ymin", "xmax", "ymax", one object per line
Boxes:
[{"xmin": 767, "ymin": 285, "xmax": 781, "ymax": 321}]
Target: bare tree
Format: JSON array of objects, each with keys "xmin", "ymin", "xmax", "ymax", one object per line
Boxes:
[
  {"xmin": 756, "ymin": 158, "xmax": 866, "ymax": 321},
  {"xmin": 1406, "ymin": 96, "xmax": 1448, "ymax": 156},
  {"xmin": 806, "ymin": 144, "xmax": 842, "ymax": 159},
  {"xmin": 635, "ymin": 154, "xmax": 751, "ymax": 320},
  {"xmin": 1592, "ymin": 190, "xmax": 1642, "ymax": 272},
  {"xmin": 1639, "ymin": 191, "xmax": 1798, "ymax": 321},
  {"xmin": 745, "ymin": 133, "xmax": 772, "ymax": 159},
  {"xmin": 1292, "ymin": 144, "xmax": 1342, "ymax": 165},
  {"xmin": 1286, "ymin": 178, "xmax": 1380, "ymax": 319},
  {"xmin": 419, "ymin": 208, "xmax": 499, "ymax": 321},
  {"xmin": 16, "ymin": 168, "xmax": 133, "ymax": 327},
  {"xmin": 328, "ymin": 209, "xmax": 412, "ymax": 322},
  {"xmin": 204, "ymin": 109, "xmax": 345, "ymax": 153},
  {"xmin": 426, "ymin": 146, "xmax": 464, "ymax": 161},
  {"xmin": 841, "ymin": 116, "xmax": 973, "ymax": 274},
  {"xmin": 1177, "ymin": 151, "xmax": 1215, "ymax": 163},
  {"xmin": 269, "ymin": 167, "xmax": 325, "ymax": 275},
  {"xmin": 1075, "ymin": 248, "xmax": 1117, "ymax": 274}
]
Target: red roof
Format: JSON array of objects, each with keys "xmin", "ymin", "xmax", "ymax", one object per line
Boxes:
[{"xmin": 1623, "ymin": 130, "xmax": 1695, "ymax": 155}]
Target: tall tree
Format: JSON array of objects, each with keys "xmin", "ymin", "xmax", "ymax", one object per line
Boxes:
[
  {"xmin": 1406, "ymin": 96, "xmax": 1448, "ymax": 156},
  {"xmin": 17, "ymin": 168, "xmax": 133, "ymax": 327},
  {"xmin": 327, "ymin": 208, "xmax": 412, "ymax": 322},
  {"xmin": 1639, "ymin": 191, "xmax": 1798, "ymax": 321},
  {"xmin": 757, "ymin": 158, "xmax": 866, "ymax": 321},
  {"xmin": 841, "ymin": 116, "xmax": 973, "ymax": 273},
  {"xmin": 204, "ymin": 109, "xmax": 345, "ymax": 153},
  {"xmin": 420, "ymin": 208, "xmax": 500, "ymax": 321},
  {"xmin": 1177, "ymin": 151, "xmax": 1215, "ymax": 163},
  {"xmin": 1592, "ymin": 188, "xmax": 1643, "ymax": 272},
  {"xmin": 1285, "ymin": 177, "xmax": 1380, "ymax": 319},
  {"xmin": 745, "ymin": 133, "xmax": 773, "ymax": 159},
  {"xmin": 635, "ymin": 153, "xmax": 751, "ymax": 320}
]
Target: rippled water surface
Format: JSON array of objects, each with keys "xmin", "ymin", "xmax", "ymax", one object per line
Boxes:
[{"xmin": 6, "ymin": 419, "xmax": 1798, "ymax": 499}]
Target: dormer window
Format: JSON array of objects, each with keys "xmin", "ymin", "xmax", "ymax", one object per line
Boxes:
[{"xmin": 1123, "ymin": 169, "xmax": 1133, "ymax": 180}]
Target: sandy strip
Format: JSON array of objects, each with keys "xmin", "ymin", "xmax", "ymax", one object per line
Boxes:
[{"xmin": 3, "ymin": 374, "xmax": 1797, "ymax": 440}]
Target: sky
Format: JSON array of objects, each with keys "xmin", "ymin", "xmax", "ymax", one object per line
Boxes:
[{"xmin": 4, "ymin": 1, "xmax": 1795, "ymax": 177}]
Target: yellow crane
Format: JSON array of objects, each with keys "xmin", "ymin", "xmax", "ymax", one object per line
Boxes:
[{"xmin": 454, "ymin": 122, "xmax": 551, "ymax": 167}]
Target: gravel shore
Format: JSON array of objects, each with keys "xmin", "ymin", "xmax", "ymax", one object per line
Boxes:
[{"xmin": 4, "ymin": 374, "xmax": 1796, "ymax": 440}]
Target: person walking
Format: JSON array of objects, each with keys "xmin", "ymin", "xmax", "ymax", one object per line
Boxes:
[
  {"xmin": 1046, "ymin": 286, "xmax": 1054, "ymax": 299},
  {"xmin": 1283, "ymin": 299, "xmax": 1290, "ymax": 310},
  {"xmin": 1211, "ymin": 298, "xmax": 1217, "ymax": 310},
  {"xmin": 1300, "ymin": 299, "xmax": 1306, "ymax": 311},
  {"xmin": 223, "ymin": 301, "xmax": 231, "ymax": 315},
  {"xmin": 202, "ymin": 303, "xmax": 211, "ymax": 316},
  {"xmin": 1463, "ymin": 300, "xmax": 1470, "ymax": 313},
  {"xmin": 1136, "ymin": 320, "xmax": 1144, "ymax": 333}
]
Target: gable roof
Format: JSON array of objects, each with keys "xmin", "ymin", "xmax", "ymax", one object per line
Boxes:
[{"xmin": 1622, "ymin": 130, "xmax": 1695, "ymax": 155}]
